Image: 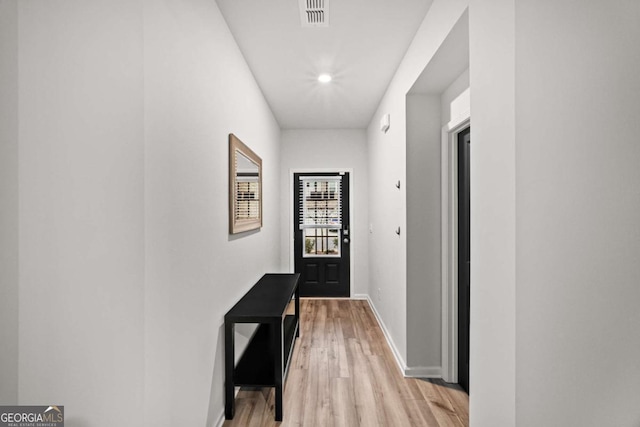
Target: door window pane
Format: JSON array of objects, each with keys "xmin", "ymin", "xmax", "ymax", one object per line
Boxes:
[{"xmin": 303, "ymin": 228, "xmax": 340, "ymax": 257}]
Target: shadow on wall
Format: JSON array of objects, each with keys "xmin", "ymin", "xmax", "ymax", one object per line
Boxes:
[
  {"xmin": 228, "ymin": 228, "xmax": 260, "ymax": 242},
  {"xmin": 206, "ymin": 322, "xmax": 256, "ymax": 425},
  {"xmin": 206, "ymin": 324, "xmax": 225, "ymax": 427}
]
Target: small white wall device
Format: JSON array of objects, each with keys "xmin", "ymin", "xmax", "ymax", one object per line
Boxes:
[{"xmin": 380, "ymin": 113, "xmax": 390, "ymax": 133}]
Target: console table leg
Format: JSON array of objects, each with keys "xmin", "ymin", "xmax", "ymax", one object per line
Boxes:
[
  {"xmin": 225, "ymin": 321, "xmax": 235, "ymax": 420},
  {"xmin": 272, "ymin": 321, "xmax": 283, "ymax": 421}
]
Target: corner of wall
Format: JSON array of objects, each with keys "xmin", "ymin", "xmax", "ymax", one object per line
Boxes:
[
  {"xmin": 365, "ymin": 0, "xmax": 471, "ymax": 377},
  {"xmin": 0, "ymin": 0, "xmax": 20, "ymax": 405},
  {"xmin": 364, "ymin": 296, "xmax": 407, "ymax": 375},
  {"xmin": 405, "ymin": 95, "xmax": 443, "ymax": 369},
  {"xmin": 468, "ymin": 0, "xmax": 516, "ymax": 424}
]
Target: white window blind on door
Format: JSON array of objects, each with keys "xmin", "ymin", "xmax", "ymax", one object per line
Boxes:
[{"xmin": 299, "ymin": 176, "xmax": 342, "ymax": 229}]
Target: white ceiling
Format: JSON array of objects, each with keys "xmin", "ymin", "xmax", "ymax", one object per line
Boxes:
[{"xmin": 216, "ymin": 0, "xmax": 433, "ymax": 129}]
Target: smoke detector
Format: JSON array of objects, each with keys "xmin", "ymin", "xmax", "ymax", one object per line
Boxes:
[{"xmin": 299, "ymin": 0, "xmax": 330, "ymax": 28}]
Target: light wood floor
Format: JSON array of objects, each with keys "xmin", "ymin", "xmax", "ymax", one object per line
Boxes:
[{"xmin": 224, "ymin": 299, "xmax": 469, "ymax": 426}]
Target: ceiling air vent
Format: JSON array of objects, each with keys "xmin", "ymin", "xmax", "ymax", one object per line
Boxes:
[{"xmin": 299, "ymin": 0, "xmax": 330, "ymax": 28}]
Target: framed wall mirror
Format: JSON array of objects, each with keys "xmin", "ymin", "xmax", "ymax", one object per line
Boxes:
[{"xmin": 229, "ymin": 134, "xmax": 262, "ymax": 234}]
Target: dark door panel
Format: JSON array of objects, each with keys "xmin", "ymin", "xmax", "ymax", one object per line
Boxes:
[
  {"xmin": 304, "ymin": 264, "xmax": 320, "ymax": 284},
  {"xmin": 325, "ymin": 264, "xmax": 339, "ymax": 284},
  {"xmin": 458, "ymin": 127, "xmax": 471, "ymax": 394},
  {"xmin": 294, "ymin": 172, "xmax": 350, "ymax": 297}
]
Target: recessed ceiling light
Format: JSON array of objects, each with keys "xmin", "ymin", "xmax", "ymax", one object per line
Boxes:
[{"xmin": 318, "ymin": 74, "xmax": 332, "ymax": 83}]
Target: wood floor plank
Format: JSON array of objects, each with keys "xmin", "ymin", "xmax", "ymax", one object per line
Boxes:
[
  {"xmin": 347, "ymin": 337, "xmax": 384, "ymax": 426},
  {"xmin": 403, "ymin": 398, "xmax": 441, "ymax": 426},
  {"xmin": 432, "ymin": 379, "xmax": 470, "ymax": 423},
  {"xmin": 416, "ymin": 379, "xmax": 466, "ymax": 427},
  {"xmin": 223, "ymin": 299, "xmax": 468, "ymax": 427},
  {"xmin": 368, "ymin": 354, "xmax": 414, "ymax": 426},
  {"xmin": 330, "ymin": 377, "xmax": 359, "ymax": 427},
  {"xmin": 301, "ymin": 347, "xmax": 331, "ymax": 427},
  {"xmin": 282, "ymin": 363, "xmax": 307, "ymax": 426}
]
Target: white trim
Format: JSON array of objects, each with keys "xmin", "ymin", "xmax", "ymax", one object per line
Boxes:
[
  {"xmin": 298, "ymin": 175, "xmax": 343, "ymax": 182},
  {"xmin": 441, "ymin": 114, "xmax": 470, "ymax": 383},
  {"xmin": 364, "ymin": 295, "xmax": 407, "ymax": 376},
  {"xmin": 288, "ymin": 168, "xmax": 355, "ymax": 296},
  {"xmin": 404, "ymin": 366, "xmax": 442, "ymax": 378},
  {"xmin": 365, "ymin": 295, "xmax": 439, "ymax": 378},
  {"xmin": 351, "ymin": 293, "xmax": 368, "ymax": 300}
]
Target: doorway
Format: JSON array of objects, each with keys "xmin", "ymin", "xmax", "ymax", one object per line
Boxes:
[
  {"xmin": 293, "ymin": 172, "xmax": 350, "ymax": 297},
  {"xmin": 457, "ymin": 126, "xmax": 471, "ymax": 393}
]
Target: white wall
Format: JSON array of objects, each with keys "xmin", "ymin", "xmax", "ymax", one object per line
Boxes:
[
  {"xmin": 470, "ymin": 0, "xmax": 640, "ymax": 425},
  {"xmin": 143, "ymin": 0, "xmax": 282, "ymax": 425},
  {"xmin": 0, "ymin": 0, "xmax": 19, "ymax": 405},
  {"xmin": 405, "ymin": 95, "xmax": 441, "ymax": 372},
  {"xmin": 8, "ymin": 0, "xmax": 281, "ymax": 426},
  {"xmin": 468, "ymin": 0, "xmax": 516, "ymax": 425},
  {"xmin": 17, "ymin": 1, "xmax": 145, "ymax": 426},
  {"xmin": 279, "ymin": 129, "xmax": 369, "ymax": 297},
  {"xmin": 367, "ymin": 0, "xmax": 469, "ymax": 370},
  {"xmin": 514, "ymin": 1, "xmax": 640, "ymax": 425},
  {"xmin": 404, "ymin": 69, "xmax": 470, "ymax": 375}
]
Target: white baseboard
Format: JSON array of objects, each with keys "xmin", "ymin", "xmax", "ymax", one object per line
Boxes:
[
  {"xmin": 351, "ymin": 293, "xmax": 368, "ymax": 300},
  {"xmin": 404, "ymin": 366, "xmax": 442, "ymax": 378},
  {"xmin": 363, "ymin": 295, "xmax": 407, "ymax": 376},
  {"xmin": 363, "ymin": 294, "xmax": 443, "ymax": 379}
]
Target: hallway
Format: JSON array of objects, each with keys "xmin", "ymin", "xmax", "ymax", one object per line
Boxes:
[
  {"xmin": 224, "ymin": 299, "xmax": 468, "ymax": 426},
  {"xmin": 3, "ymin": 1, "xmax": 639, "ymax": 425}
]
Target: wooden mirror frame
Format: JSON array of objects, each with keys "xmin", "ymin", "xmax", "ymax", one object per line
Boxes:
[{"xmin": 229, "ymin": 134, "xmax": 262, "ymax": 234}]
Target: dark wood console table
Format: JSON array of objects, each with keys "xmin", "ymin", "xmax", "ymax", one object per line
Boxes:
[{"xmin": 224, "ymin": 273, "xmax": 300, "ymax": 421}]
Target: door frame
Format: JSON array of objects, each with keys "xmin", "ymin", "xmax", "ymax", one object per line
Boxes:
[
  {"xmin": 441, "ymin": 115, "xmax": 470, "ymax": 383},
  {"xmin": 288, "ymin": 168, "xmax": 355, "ymax": 297}
]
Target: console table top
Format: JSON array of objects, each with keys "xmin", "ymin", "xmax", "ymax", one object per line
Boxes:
[{"xmin": 225, "ymin": 273, "xmax": 300, "ymax": 322}]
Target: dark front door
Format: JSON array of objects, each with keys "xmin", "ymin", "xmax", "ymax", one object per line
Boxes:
[
  {"xmin": 457, "ymin": 127, "xmax": 471, "ymax": 394},
  {"xmin": 294, "ymin": 172, "xmax": 350, "ymax": 297}
]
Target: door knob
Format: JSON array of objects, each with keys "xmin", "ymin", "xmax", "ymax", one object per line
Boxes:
[{"xmin": 343, "ymin": 238, "xmax": 350, "ymax": 244}]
